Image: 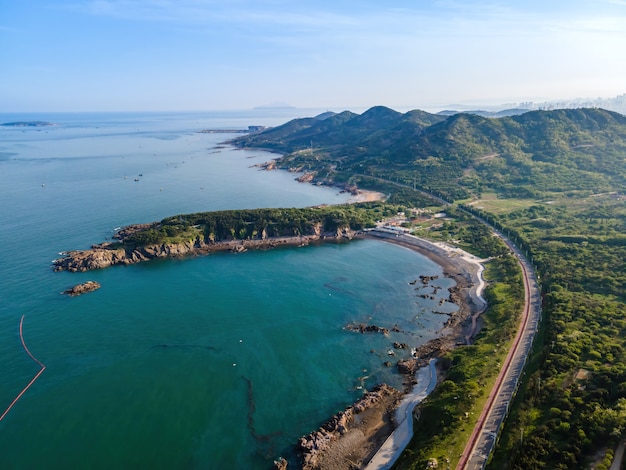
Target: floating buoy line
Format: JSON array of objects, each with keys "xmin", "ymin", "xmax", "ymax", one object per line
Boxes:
[{"xmin": 0, "ymin": 315, "xmax": 46, "ymax": 422}]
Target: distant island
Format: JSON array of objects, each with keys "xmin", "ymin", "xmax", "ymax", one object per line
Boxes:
[
  {"xmin": 253, "ymin": 101, "xmax": 296, "ymax": 110},
  {"xmin": 1, "ymin": 121, "xmax": 55, "ymax": 127}
]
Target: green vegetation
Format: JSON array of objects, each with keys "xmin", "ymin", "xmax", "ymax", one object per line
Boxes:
[
  {"xmin": 120, "ymin": 107, "xmax": 626, "ymax": 468},
  {"xmin": 119, "ymin": 205, "xmax": 381, "ymax": 247},
  {"xmin": 233, "ymin": 107, "xmax": 626, "ymax": 468},
  {"xmin": 487, "ymin": 195, "xmax": 626, "ymax": 469},
  {"xmin": 233, "ymin": 107, "xmax": 626, "ymax": 203},
  {"xmin": 491, "ymin": 288, "xmax": 626, "ymax": 469},
  {"xmin": 396, "ymin": 243, "xmax": 525, "ymax": 469}
]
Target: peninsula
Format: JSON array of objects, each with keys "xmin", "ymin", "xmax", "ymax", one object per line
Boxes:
[
  {"xmin": 52, "ymin": 202, "xmax": 492, "ymax": 468},
  {"xmin": 52, "ymin": 206, "xmax": 375, "ymax": 272}
]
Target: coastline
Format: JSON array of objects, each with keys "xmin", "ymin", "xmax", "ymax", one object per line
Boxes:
[
  {"xmin": 368, "ymin": 231, "xmax": 487, "ymax": 353},
  {"xmin": 53, "ymin": 222, "xmax": 488, "ymax": 469},
  {"xmin": 52, "ymin": 231, "xmax": 362, "ymax": 272},
  {"xmin": 291, "ymin": 230, "xmax": 488, "ymax": 469},
  {"xmin": 365, "ymin": 358, "xmax": 439, "ymax": 470},
  {"xmin": 346, "ymin": 189, "xmax": 386, "ymax": 203},
  {"xmin": 51, "ymin": 194, "xmax": 486, "ymax": 468}
]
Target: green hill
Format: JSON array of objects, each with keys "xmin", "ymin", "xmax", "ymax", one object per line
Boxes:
[
  {"xmin": 234, "ymin": 106, "xmax": 626, "ymax": 468},
  {"xmin": 232, "ymin": 107, "xmax": 626, "ymax": 200}
]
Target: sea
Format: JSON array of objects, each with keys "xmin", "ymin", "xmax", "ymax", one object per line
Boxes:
[{"xmin": 0, "ymin": 110, "xmax": 456, "ymax": 469}]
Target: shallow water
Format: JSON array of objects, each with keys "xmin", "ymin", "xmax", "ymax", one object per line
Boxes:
[{"xmin": 0, "ymin": 111, "xmax": 455, "ymax": 468}]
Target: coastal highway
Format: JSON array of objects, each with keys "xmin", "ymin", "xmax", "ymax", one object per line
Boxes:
[
  {"xmin": 364, "ymin": 229, "xmax": 487, "ymax": 469},
  {"xmin": 353, "ymin": 174, "xmax": 542, "ymax": 468},
  {"xmin": 456, "ymin": 230, "xmax": 541, "ymax": 470},
  {"xmin": 368, "ymin": 222, "xmax": 539, "ymax": 469}
]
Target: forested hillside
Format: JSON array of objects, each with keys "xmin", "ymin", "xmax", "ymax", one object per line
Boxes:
[
  {"xmin": 118, "ymin": 206, "xmax": 379, "ymax": 247},
  {"xmin": 233, "ymin": 107, "xmax": 626, "ymax": 201},
  {"xmin": 233, "ymin": 107, "xmax": 626, "ymax": 469}
]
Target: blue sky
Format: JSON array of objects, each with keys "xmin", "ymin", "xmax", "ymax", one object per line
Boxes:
[{"xmin": 1, "ymin": 0, "xmax": 625, "ymax": 111}]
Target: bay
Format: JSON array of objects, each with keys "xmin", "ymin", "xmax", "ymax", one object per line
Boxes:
[{"xmin": 0, "ymin": 111, "xmax": 454, "ymax": 468}]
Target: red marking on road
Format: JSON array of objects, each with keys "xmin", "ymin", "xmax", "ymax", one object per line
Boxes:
[
  {"xmin": 0, "ymin": 315, "xmax": 46, "ymax": 422},
  {"xmin": 457, "ymin": 243, "xmax": 534, "ymax": 469}
]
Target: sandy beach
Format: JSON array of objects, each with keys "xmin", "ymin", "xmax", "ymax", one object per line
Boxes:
[
  {"xmin": 366, "ymin": 231, "xmax": 487, "ymax": 358},
  {"xmin": 56, "ymin": 218, "xmax": 487, "ymax": 470},
  {"xmin": 296, "ymin": 230, "xmax": 488, "ymax": 470},
  {"xmin": 346, "ymin": 189, "xmax": 386, "ymax": 203}
]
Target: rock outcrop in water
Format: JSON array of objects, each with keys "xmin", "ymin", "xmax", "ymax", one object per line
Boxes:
[{"xmin": 62, "ymin": 280, "xmax": 101, "ymax": 296}]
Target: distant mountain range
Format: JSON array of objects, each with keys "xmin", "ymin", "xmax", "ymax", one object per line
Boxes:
[
  {"xmin": 232, "ymin": 106, "xmax": 626, "ymax": 201},
  {"xmin": 443, "ymin": 93, "xmax": 626, "ymax": 116},
  {"xmin": 436, "ymin": 108, "xmax": 532, "ymax": 118}
]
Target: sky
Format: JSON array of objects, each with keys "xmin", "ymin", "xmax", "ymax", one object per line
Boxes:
[{"xmin": 1, "ymin": 0, "xmax": 625, "ymax": 112}]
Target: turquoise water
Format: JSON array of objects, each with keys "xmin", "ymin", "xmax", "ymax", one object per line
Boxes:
[{"xmin": 0, "ymin": 112, "xmax": 455, "ymax": 469}]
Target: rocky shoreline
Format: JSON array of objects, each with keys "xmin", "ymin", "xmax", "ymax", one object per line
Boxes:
[
  {"xmin": 52, "ymin": 224, "xmax": 362, "ymax": 273},
  {"xmin": 281, "ymin": 232, "xmax": 488, "ymax": 469},
  {"xmin": 297, "ymin": 384, "xmax": 402, "ymax": 469},
  {"xmin": 53, "ymin": 221, "xmax": 486, "ymax": 469}
]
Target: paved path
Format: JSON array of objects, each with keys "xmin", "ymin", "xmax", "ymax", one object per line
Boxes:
[
  {"xmin": 358, "ymin": 181, "xmax": 541, "ymax": 469},
  {"xmin": 610, "ymin": 440, "xmax": 626, "ymax": 470},
  {"xmin": 457, "ymin": 232, "xmax": 541, "ymax": 469},
  {"xmin": 365, "ymin": 359, "xmax": 438, "ymax": 470}
]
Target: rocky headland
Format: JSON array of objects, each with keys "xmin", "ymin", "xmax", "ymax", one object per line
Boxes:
[
  {"xmin": 53, "ymin": 214, "xmax": 486, "ymax": 470},
  {"xmin": 52, "ymin": 223, "xmax": 362, "ymax": 273}
]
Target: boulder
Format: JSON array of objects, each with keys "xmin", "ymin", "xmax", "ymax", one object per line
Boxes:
[
  {"xmin": 273, "ymin": 457, "xmax": 288, "ymax": 469},
  {"xmin": 63, "ymin": 280, "xmax": 101, "ymax": 296}
]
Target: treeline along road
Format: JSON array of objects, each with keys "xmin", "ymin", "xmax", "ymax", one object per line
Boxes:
[{"xmin": 457, "ymin": 225, "xmax": 542, "ymax": 469}]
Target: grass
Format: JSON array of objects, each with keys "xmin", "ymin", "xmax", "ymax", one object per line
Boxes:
[
  {"xmin": 460, "ymin": 194, "xmax": 539, "ymax": 215},
  {"xmin": 395, "ymin": 258, "xmax": 524, "ymax": 469}
]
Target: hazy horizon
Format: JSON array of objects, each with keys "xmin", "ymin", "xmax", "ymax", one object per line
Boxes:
[
  {"xmin": 1, "ymin": 1, "xmax": 625, "ymax": 112},
  {"xmin": 1, "ymin": 95, "xmax": 625, "ymax": 117}
]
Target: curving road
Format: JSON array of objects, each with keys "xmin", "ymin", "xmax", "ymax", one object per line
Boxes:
[
  {"xmin": 363, "ymin": 229, "xmax": 488, "ymax": 469},
  {"xmin": 456, "ymin": 231, "xmax": 541, "ymax": 469},
  {"xmin": 351, "ymin": 175, "xmax": 541, "ymax": 469}
]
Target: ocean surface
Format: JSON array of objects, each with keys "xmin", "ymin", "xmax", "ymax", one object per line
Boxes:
[{"xmin": 0, "ymin": 110, "xmax": 455, "ymax": 469}]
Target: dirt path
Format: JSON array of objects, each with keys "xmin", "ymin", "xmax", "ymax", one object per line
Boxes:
[{"xmin": 364, "ymin": 359, "xmax": 438, "ymax": 470}]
